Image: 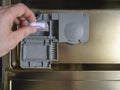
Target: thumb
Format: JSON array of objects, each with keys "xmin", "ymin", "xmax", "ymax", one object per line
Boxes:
[{"xmin": 12, "ymin": 26, "xmax": 36, "ymax": 44}]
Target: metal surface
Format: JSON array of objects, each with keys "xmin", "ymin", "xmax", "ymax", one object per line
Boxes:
[
  {"xmin": 9, "ymin": 71, "xmax": 120, "ymax": 90},
  {"xmin": 58, "ymin": 10, "xmax": 120, "ymax": 63},
  {"xmin": 10, "ymin": 10, "xmax": 120, "ymax": 65},
  {"xmin": 7, "ymin": 10, "xmax": 120, "ymax": 90},
  {"xmin": 10, "ymin": 80, "xmax": 120, "ymax": 90},
  {"xmin": 2, "ymin": 0, "xmax": 120, "ymax": 90},
  {"xmin": 21, "ymin": 10, "xmax": 119, "ymax": 63},
  {"xmin": 10, "ymin": 71, "xmax": 120, "ymax": 80}
]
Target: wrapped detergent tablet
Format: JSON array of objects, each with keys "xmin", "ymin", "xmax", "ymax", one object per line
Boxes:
[{"xmin": 29, "ymin": 22, "xmax": 49, "ymax": 31}]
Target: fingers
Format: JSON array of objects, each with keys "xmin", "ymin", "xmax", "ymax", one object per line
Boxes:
[
  {"xmin": 21, "ymin": 20, "xmax": 29, "ymax": 26},
  {"xmin": 6, "ymin": 3, "xmax": 37, "ymax": 46},
  {"xmin": 14, "ymin": 18, "xmax": 20, "ymax": 25},
  {"xmin": 0, "ymin": 3, "xmax": 37, "ymax": 57},
  {"xmin": 6, "ymin": 3, "xmax": 36, "ymax": 23},
  {"xmin": 14, "ymin": 18, "xmax": 29, "ymax": 26},
  {"xmin": 11, "ymin": 26, "xmax": 36, "ymax": 45}
]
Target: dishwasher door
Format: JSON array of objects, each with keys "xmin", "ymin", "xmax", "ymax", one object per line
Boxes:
[{"xmin": 2, "ymin": 0, "xmax": 120, "ymax": 90}]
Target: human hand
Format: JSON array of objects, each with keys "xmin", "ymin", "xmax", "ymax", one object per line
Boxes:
[{"xmin": 0, "ymin": 3, "xmax": 37, "ymax": 57}]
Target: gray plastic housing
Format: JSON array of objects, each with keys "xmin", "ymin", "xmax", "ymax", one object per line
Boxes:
[
  {"xmin": 20, "ymin": 37, "xmax": 58, "ymax": 68},
  {"xmin": 58, "ymin": 13, "xmax": 89, "ymax": 44},
  {"xmin": 20, "ymin": 12, "xmax": 89, "ymax": 69}
]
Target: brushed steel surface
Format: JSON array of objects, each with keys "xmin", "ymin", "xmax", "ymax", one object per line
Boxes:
[
  {"xmin": 57, "ymin": 10, "xmax": 120, "ymax": 63},
  {"xmin": 2, "ymin": 0, "xmax": 120, "ymax": 90},
  {"xmin": 10, "ymin": 80, "xmax": 120, "ymax": 90},
  {"xmin": 11, "ymin": 71, "xmax": 120, "ymax": 80},
  {"xmin": 2, "ymin": 5, "xmax": 120, "ymax": 90},
  {"xmin": 8, "ymin": 10, "xmax": 120, "ymax": 90},
  {"xmin": 10, "ymin": 10, "xmax": 120, "ymax": 65},
  {"xmin": 9, "ymin": 71, "xmax": 120, "ymax": 90}
]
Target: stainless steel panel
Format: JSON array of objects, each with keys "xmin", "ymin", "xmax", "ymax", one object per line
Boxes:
[
  {"xmin": 10, "ymin": 80, "xmax": 120, "ymax": 90},
  {"xmin": 9, "ymin": 71, "xmax": 120, "ymax": 90},
  {"xmin": 10, "ymin": 71, "xmax": 120, "ymax": 81},
  {"xmin": 0, "ymin": 10, "xmax": 119, "ymax": 90},
  {"xmin": 58, "ymin": 10, "xmax": 120, "ymax": 63},
  {"xmin": 6, "ymin": 10, "xmax": 120, "ymax": 90},
  {"xmin": 3, "ymin": 0, "xmax": 120, "ymax": 89},
  {"xmin": 10, "ymin": 10, "xmax": 120, "ymax": 67},
  {"xmin": 4, "ymin": 71, "xmax": 120, "ymax": 90}
]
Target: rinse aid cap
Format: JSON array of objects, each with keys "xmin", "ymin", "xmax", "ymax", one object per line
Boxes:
[{"xmin": 64, "ymin": 23, "xmax": 84, "ymax": 44}]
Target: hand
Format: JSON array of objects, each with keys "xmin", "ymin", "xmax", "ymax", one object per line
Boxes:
[{"xmin": 0, "ymin": 3, "xmax": 37, "ymax": 57}]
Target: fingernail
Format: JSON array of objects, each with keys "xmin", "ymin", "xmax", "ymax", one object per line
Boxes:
[{"xmin": 23, "ymin": 21, "xmax": 29, "ymax": 26}]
